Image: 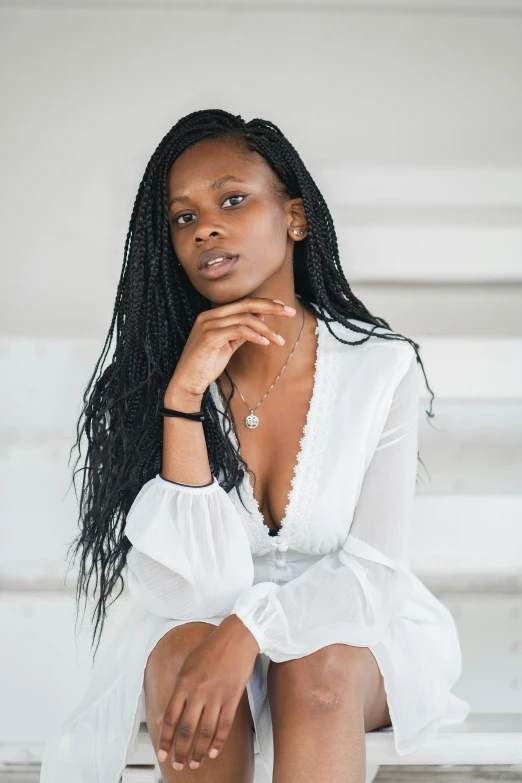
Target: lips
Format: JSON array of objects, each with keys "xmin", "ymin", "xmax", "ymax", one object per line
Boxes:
[
  {"xmin": 198, "ymin": 255, "xmax": 239, "ymax": 279},
  {"xmin": 198, "ymin": 248, "xmax": 239, "ymax": 270}
]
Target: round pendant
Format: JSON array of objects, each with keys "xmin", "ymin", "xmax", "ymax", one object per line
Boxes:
[{"xmin": 245, "ymin": 413, "xmax": 260, "ymax": 429}]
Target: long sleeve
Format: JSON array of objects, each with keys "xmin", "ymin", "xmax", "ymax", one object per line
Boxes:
[
  {"xmin": 124, "ymin": 475, "xmax": 254, "ymax": 620},
  {"xmin": 231, "ymin": 350, "xmax": 421, "ymax": 661}
]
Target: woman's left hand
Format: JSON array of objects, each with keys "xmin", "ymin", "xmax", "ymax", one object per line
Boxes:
[{"xmin": 155, "ymin": 614, "xmax": 260, "ymax": 770}]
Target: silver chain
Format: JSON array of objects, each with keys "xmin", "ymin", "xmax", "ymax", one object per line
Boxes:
[{"xmin": 229, "ymin": 306, "xmax": 306, "ymax": 429}]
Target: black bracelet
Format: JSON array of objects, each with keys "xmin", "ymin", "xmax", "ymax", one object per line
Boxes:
[{"xmin": 160, "ymin": 406, "xmax": 205, "ymax": 422}]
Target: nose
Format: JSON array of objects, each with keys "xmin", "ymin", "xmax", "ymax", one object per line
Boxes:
[
  {"xmin": 193, "ymin": 210, "xmax": 224, "ymax": 243},
  {"xmin": 195, "ymin": 228, "xmax": 220, "ymax": 243}
]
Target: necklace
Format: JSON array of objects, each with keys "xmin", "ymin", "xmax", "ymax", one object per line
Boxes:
[{"xmin": 230, "ymin": 306, "xmax": 306, "ymax": 429}]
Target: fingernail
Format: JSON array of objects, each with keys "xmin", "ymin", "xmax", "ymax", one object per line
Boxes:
[
  {"xmin": 173, "ymin": 761, "xmax": 184, "ymax": 771},
  {"xmin": 276, "ymin": 334, "xmax": 285, "ymax": 344},
  {"xmin": 284, "ymin": 305, "xmax": 296, "ymax": 313},
  {"xmin": 157, "ymin": 749, "xmax": 167, "ymax": 762},
  {"xmin": 189, "ymin": 760, "xmax": 200, "ymax": 769},
  {"xmin": 273, "ymin": 299, "xmax": 284, "ymax": 304},
  {"xmin": 209, "ymin": 748, "xmax": 219, "ymax": 758}
]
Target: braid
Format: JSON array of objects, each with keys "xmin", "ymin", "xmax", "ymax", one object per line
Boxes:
[{"xmin": 68, "ymin": 108, "xmax": 435, "ymax": 660}]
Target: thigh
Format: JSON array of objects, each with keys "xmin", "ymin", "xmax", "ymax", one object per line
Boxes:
[{"xmin": 267, "ymin": 644, "xmax": 391, "ymax": 733}]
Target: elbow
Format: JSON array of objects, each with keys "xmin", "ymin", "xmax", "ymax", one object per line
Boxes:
[{"xmin": 126, "ymin": 559, "xmax": 255, "ymax": 621}]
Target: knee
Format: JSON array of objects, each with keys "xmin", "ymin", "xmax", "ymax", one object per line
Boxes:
[
  {"xmin": 268, "ymin": 644, "xmax": 367, "ymax": 714},
  {"xmin": 144, "ymin": 622, "xmax": 216, "ymax": 696}
]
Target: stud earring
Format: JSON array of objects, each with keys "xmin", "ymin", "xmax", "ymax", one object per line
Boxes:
[{"xmin": 292, "ymin": 229, "xmax": 304, "ymax": 236}]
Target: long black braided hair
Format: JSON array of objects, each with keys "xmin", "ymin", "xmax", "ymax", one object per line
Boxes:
[{"xmin": 67, "ymin": 108, "xmax": 436, "ymax": 659}]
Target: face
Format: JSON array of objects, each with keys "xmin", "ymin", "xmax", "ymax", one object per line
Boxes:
[{"xmin": 166, "ymin": 138, "xmax": 307, "ymax": 304}]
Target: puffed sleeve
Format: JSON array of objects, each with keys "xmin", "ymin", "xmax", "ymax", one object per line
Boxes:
[
  {"xmin": 230, "ymin": 349, "xmax": 421, "ymax": 660},
  {"xmin": 124, "ymin": 475, "xmax": 254, "ymax": 620}
]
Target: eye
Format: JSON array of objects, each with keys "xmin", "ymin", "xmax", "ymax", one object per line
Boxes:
[
  {"xmin": 222, "ymin": 194, "xmax": 247, "ymax": 207},
  {"xmin": 172, "ymin": 194, "xmax": 249, "ymax": 226},
  {"xmin": 174, "ymin": 213, "xmax": 195, "ymax": 226}
]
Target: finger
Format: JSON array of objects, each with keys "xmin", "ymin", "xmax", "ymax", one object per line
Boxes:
[
  {"xmin": 210, "ymin": 313, "xmax": 286, "ymax": 346},
  {"xmin": 215, "ymin": 323, "xmax": 276, "ymax": 348},
  {"xmin": 199, "ymin": 297, "xmax": 296, "ymax": 324},
  {"xmin": 171, "ymin": 700, "xmax": 205, "ymax": 771},
  {"xmin": 206, "ymin": 702, "xmax": 238, "ymax": 761},
  {"xmin": 187, "ymin": 702, "xmax": 222, "ymax": 769},
  {"xmin": 156, "ymin": 692, "xmax": 186, "ymax": 765}
]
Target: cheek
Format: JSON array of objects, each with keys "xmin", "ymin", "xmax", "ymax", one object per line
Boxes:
[{"xmin": 249, "ymin": 203, "xmax": 288, "ymax": 247}]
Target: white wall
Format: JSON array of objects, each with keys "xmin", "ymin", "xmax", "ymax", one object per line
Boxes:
[
  {"xmin": 1, "ymin": 0, "xmax": 521, "ymax": 764},
  {"xmin": 2, "ymin": 2, "xmax": 522, "ymax": 338}
]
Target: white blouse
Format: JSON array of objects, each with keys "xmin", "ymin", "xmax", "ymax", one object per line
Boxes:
[{"xmin": 40, "ymin": 316, "xmax": 470, "ymax": 783}]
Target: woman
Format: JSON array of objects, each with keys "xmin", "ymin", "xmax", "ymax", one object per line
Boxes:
[{"xmin": 41, "ymin": 109, "xmax": 470, "ymax": 783}]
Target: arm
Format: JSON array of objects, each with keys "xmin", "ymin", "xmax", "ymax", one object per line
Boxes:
[
  {"xmin": 124, "ymin": 374, "xmax": 253, "ymax": 619},
  {"xmin": 124, "ymin": 475, "xmax": 254, "ymax": 620},
  {"xmin": 124, "ymin": 298, "xmax": 295, "ymax": 623},
  {"xmin": 229, "ymin": 350, "xmax": 420, "ymax": 660}
]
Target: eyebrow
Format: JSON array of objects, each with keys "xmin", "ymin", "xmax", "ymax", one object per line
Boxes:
[{"xmin": 168, "ymin": 175, "xmax": 248, "ymax": 208}]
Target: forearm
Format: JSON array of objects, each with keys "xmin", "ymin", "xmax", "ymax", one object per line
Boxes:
[{"xmin": 161, "ymin": 382, "xmax": 212, "ymax": 486}]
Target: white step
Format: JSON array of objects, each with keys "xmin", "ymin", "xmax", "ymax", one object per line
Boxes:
[
  {"xmin": 416, "ymin": 400, "xmax": 522, "ymax": 494},
  {"xmin": 410, "ymin": 496, "xmax": 522, "ymax": 580},
  {"xmin": 338, "ymin": 225, "xmax": 522, "ymax": 283},
  {"xmin": 350, "ymin": 283, "xmax": 522, "ymax": 336},
  {"xmin": 318, "ymin": 167, "xmax": 522, "ymax": 209},
  {"xmin": 124, "ymin": 714, "xmax": 522, "ymax": 770},
  {"xmin": 413, "ymin": 337, "xmax": 522, "ymax": 399}
]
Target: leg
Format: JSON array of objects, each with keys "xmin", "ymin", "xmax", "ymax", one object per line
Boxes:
[
  {"xmin": 267, "ymin": 644, "xmax": 391, "ymax": 783},
  {"xmin": 144, "ymin": 621, "xmax": 255, "ymax": 783}
]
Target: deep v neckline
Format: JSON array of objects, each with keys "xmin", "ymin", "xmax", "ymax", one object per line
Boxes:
[{"xmin": 209, "ymin": 315, "xmax": 339, "ymax": 552}]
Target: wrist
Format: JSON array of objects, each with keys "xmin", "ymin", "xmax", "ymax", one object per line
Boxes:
[
  {"xmin": 164, "ymin": 385, "xmax": 204, "ymax": 410},
  {"xmin": 220, "ymin": 614, "xmax": 261, "ymax": 655}
]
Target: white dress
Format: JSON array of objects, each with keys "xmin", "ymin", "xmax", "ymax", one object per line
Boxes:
[{"xmin": 40, "ymin": 316, "xmax": 470, "ymax": 783}]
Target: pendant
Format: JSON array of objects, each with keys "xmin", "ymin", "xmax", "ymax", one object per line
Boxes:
[{"xmin": 245, "ymin": 412, "xmax": 260, "ymax": 429}]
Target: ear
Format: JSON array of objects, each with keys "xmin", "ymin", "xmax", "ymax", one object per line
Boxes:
[{"xmin": 287, "ymin": 197, "xmax": 308, "ymax": 240}]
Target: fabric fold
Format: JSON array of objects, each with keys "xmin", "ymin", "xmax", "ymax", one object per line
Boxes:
[{"xmin": 124, "ymin": 474, "xmax": 255, "ymax": 620}]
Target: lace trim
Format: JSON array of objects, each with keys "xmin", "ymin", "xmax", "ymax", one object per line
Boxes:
[
  {"xmin": 209, "ymin": 317, "xmax": 340, "ymax": 554},
  {"xmin": 277, "ymin": 319, "xmax": 340, "ymax": 550}
]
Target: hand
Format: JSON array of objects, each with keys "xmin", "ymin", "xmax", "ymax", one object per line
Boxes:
[
  {"xmin": 165, "ymin": 296, "xmax": 296, "ymax": 401},
  {"xmin": 155, "ymin": 615, "xmax": 260, "ymax": 771}
]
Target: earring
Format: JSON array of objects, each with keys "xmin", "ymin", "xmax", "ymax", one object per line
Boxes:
[{"xmin": 292, "ymin": 229, "xmax": 304, "ymax": 236}]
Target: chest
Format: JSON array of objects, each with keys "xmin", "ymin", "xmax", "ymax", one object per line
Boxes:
[
  {"xmin": 208, "ymin": 318, "xmax": 383, "ymax": 554},
  {"xmin": 222, "ymin": 369, "xmax": 316, "ymax": 532}
]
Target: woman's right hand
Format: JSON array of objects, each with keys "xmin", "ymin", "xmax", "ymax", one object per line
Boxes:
[{"xmin": 165, "ymin": 297, "xmax": 297, "ymax": 402}]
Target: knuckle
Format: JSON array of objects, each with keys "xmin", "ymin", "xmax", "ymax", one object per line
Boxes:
[
  {"xmin": 218, "ymin": 716, "xmax": 234, "ymax": 732},
  {"xmin": 177, "ymin": 723, "xmax": 193, "ymax": 739},
  {"xmin": 198, "ymin": 724, "xmax": 214, "ymax": 740}
]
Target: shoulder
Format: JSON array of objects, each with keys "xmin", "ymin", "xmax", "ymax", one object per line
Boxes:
[{"xmin": 324, "ymin": 316, "xmax": 417, "ymax": 376}]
